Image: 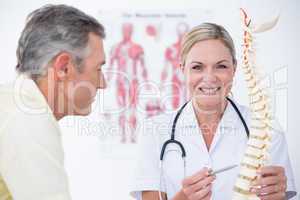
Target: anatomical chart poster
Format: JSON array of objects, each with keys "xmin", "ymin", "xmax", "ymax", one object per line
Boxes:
[{"xmin": 88, "ymin": 9, "xmax": 215, "ymax": 147}]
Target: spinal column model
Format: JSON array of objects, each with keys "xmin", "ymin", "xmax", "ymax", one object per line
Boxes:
[
  {"xmin": 160, "ymin": 22, "xmax": 189, "ymax": 110},
  {"xmin": 232, "ymin": 8, "xmax": 279, "ymax": 199},
  {"xmin": 108, "ymin": 23, "xmax": 148, "ymax": 143}
]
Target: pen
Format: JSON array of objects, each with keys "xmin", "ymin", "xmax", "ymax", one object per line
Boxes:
[{"xmin": 210, "ymin": 164, "xmax": 238, "ymax": 176}]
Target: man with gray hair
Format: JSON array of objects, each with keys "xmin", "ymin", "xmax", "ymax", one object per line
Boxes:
[{"xmin": 0, "ymin": 4, "xmax": 106, "ymax": 199}]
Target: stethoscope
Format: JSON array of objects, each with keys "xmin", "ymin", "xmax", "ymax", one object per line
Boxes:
[{"xmin": 158, "ymin": 97, "xmax": 250, "ymax": 200}]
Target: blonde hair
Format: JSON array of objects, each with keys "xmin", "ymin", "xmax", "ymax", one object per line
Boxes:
[{"xmin": 180, "ymin": 23, "xmax": 236, "ymax": 66}]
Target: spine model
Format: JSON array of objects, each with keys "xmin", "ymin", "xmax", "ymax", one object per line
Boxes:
[{"xmin": 232, "ymin": 8, "xmax": 279, "ymax": 200}]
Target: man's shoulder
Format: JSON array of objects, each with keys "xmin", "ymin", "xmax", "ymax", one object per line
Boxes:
[
  {"xmin": 0, "ymin": 79, "xmax": 56, "ymax": 127},
  {"xmin": 0, "ymin": 104, "xmax": 63, "ymax": 161},
  {"xmin": 0, "ymin": 109, "xmax": 59, "ymax": 140},
  {"xmin": 0, "ymin": 86, "xmax": 60, "ymax": 144}
]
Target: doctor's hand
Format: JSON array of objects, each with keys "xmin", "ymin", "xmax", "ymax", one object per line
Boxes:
[
  {"xmin": 250, "ymin": 166, "xmax": 287, "ymax": 200},
  {"xmin": 179, "ymin": 168, "xmax": 215, "ymax": 200}
]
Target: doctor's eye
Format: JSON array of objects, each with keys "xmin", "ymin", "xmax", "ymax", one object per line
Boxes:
[
  {"xmin": 191, "ymin": 64, "xmax": 203, "ymax": 70},
  {"xmin": 216, "ymin": 64, "xmax": 228, "ymax": 69}
]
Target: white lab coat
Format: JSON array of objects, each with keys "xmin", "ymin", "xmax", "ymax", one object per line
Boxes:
[{"xmin": 131, "ymin": 100, "xmax": 297, "ymax": 199}]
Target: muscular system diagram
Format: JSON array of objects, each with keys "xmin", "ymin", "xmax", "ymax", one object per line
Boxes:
[
  {"xmin": 108, "ymin": 23, "xmax": 148, "ymax": 143},
  {"xmin": 160, "ymin": 22, "xmax": 189, "ymax": 110}
]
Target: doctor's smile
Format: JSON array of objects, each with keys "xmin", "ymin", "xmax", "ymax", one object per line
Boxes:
[{"xmin": 198, "ymin": 86, "xmax": 221, "ymax": 96}]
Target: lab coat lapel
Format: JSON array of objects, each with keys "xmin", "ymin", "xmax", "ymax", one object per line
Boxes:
[
  {"xmin": 209, "ymin": 100, "xmax": 238, "ymax": 153},
  {"xmin": 176, "ymin": 100, "xmax": 239, "ymax": 154},
  {"xmin": 176, "ymin": 101, "xmax": 208, "ymax": 153}
]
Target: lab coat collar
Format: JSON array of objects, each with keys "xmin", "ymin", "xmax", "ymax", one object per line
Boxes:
[
  {"xmin": 177, "ymin": 99, "xmax": 239, "ymax": 130},
  {"xmin": 175, "ymin": 99, "xmax": 243, "ymax": 154}
]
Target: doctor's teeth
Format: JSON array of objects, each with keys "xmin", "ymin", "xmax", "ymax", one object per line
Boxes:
[{"xmin": 200, "ymin": 87, "xmax": 220, "ymax": 95}]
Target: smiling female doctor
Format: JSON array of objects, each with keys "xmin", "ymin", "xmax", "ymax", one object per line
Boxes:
[{"xmin": 130, "ymin": 23, "xmax": 297, "ymax": 200}]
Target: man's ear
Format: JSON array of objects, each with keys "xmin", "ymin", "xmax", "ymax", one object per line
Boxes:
[{"xmin": 52, "ymin": 52, "xmax": 73, "ymax": 81}]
